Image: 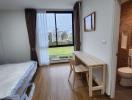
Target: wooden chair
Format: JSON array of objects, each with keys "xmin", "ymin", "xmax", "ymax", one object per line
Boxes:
[{"xmin": 68, "ymin": 59, "xmax": 89, "ymax": 89}]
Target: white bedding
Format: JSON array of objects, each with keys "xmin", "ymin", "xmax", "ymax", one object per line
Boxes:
[{"xmin": 0, "ymin": 61, "xmax": 37, "ymax": 99}]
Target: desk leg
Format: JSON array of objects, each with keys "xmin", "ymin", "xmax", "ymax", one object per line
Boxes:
[
  {"xmin": 101, "ymin": 65, "xmax": 106, "ymax": 94},
  {"xmin": 89, "ymin": 67, "xmax": 93, "ymax": 97}
]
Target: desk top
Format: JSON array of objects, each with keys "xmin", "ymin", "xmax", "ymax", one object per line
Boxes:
[{"xmin": 74, "ymin": 51, "xmax": 106, "ymax": 67}]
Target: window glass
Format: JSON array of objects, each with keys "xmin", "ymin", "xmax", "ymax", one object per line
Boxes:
[
  {"xmin": 56, "ymin": 13, "xmax": 73, "ymax": 45},
  {"xmin": 47, "ymin": 13, "xmax": 56, "ymax": 46},
  {"xmin": 47, "ymin": 12, "xmax": 73, "ymax": 47}
]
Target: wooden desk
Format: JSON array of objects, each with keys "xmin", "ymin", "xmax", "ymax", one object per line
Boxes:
[{"xmin": 74, "ymin": 51, "xmax": 106, "ymax": 97}]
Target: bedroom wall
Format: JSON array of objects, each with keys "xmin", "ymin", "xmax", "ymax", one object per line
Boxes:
[
  {"xmin": 0, "ymin": 37, "xmax": 5, "ymax": 64},
  {"xmin": 0, "ymin": 10, "xmax": 30, "ymax": 64},
  {"xmin": 81, "ymin": 0, "xmax": 119, "ymax": 95}
]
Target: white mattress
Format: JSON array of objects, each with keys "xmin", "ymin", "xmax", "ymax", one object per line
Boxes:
[{"xmin": 0, "ymin": 61, "xmax": 37, "ymax": 99}]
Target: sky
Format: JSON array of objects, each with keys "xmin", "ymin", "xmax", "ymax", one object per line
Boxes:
[{"xmin": 46, "ymin": 13, "xmax": 72, "ymax": 34}]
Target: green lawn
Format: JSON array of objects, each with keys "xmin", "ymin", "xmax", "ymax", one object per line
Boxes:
[{"xmin": 48, "ymin": 46, "xmax": 74, "ymax": 57}]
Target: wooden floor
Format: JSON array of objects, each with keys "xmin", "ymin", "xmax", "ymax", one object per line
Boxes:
[{"xmin": 32, "ymin": 63, "xmax": 132, "ymax": 100}]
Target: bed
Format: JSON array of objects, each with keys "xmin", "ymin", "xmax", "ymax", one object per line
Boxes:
[{"xmin": 0, "ymin": 61, "xmax": 37, "ymax": 100}]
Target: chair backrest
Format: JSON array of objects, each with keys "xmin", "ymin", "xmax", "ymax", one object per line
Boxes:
[{"xmin": 69, "ymin": 59, "xmax": 76, "ymax": 71}]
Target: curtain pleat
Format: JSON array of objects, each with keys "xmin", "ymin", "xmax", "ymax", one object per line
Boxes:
[
  {"xmin": 25, "ymin": 9, "xmax": 38, "ymax": 62},
  {"xmin": 36, "ymin": 10, "xmax": 49, "ymax": 65}
]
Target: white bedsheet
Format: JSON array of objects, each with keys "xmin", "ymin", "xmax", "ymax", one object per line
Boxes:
[{"xmin": 0, "ymin": 61, "xmax": 37, "ymax": 99}]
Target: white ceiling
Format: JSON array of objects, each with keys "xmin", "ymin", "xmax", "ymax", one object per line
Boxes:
[{"xmin": 0, "ymin": 0, "xmax": 79, "ymax": 10}]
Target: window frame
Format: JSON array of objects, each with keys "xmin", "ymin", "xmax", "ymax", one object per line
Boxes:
[{"xmin": 46, "ymin": 11, "xmax": 74, "ymax": 48}]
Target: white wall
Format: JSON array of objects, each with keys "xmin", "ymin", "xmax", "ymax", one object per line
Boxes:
[
  {"xmin": 0, "ymin": 10, "xmax": 30, "ymax": 64},
  {"xmin": 0, "ymin": 36, "xmax": 5, "ymax": 64},
  {"xmin": 81, "ymin": 0, "xmax": 117, "ymax": 95}
]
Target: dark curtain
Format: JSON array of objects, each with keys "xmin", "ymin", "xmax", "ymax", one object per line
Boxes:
[
  {"xmin": 25, "ymin": 9, "xmax": 38, "ymax": 62},
  {"xmin": 73, "ymin": 1, "xmax": 81, "ymax": 51}
]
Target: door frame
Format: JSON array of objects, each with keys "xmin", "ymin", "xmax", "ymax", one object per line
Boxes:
[{"xmin": 110, "ymin": 0, "xmax": 121, "ymax": 98}]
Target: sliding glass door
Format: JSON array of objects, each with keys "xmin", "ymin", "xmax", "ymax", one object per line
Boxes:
[{"xmin": 46, "ymin": 11, "xmax": 74, "ymax": 62}]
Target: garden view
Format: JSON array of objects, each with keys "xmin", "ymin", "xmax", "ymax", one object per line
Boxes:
[{"xmin": 47, "ymin": 12, "xmax": 74, "ymax": 61}]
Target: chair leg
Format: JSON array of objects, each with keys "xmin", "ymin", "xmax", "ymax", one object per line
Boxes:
[
  {"xmin": 86, "ymin": 72, "xmax": 89, "ymax": 86},
  {"xmin": 68, "ymin": 69, "xmax": 72, "ymax": 81},
  {"xmin": 80, "ymin": 73, "xmax": 83, "ymax": 80},
  {"xmin": 73, "ymin": 73, "xmax": 76, "ymax": 89}
]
